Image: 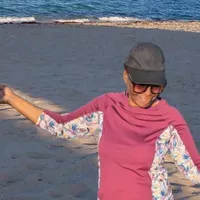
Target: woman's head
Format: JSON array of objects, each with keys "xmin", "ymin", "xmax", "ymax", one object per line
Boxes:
[{"xmin": 123, "ymin": 42, "xmax": 167, "ymax": 108}]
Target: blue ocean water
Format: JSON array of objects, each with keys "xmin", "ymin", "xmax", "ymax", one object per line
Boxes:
[{"xmin": 0, "ymin": 0, "xmax": 200, "ymax": 23}]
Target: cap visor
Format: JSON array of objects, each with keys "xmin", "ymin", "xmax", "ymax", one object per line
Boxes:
[{"xmin": 126, "ymin": 67, "xmax": 166, "ymax": 86}]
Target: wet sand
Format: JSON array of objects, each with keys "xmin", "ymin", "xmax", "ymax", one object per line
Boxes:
[{"xmin": 0, "ymin": 23, "xmax": 200, "ymax": 199}]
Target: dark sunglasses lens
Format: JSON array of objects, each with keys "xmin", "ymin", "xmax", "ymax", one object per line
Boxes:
[
  {"xmin": 133, "ymin": 84, "xmax": 148, "ymax": 93},
  {"xmin": 133, "ymin": 84, "xmax": 164, "ymax": 94},
  {"xmin": 151, "ymin": 85, "xmax": 164, "ymax": 94}
]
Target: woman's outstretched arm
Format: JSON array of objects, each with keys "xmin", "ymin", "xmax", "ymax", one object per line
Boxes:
[
  {"xmin": 0, "ymin": 85, "xmax": 44, "ymax": 123},
  {"xmin": 0, "ymin": 84, "xmax": 105, "ymax": 139},
  {"xmin": 0, "ymin": 84, "xmax": 108, "ymax": 138}
]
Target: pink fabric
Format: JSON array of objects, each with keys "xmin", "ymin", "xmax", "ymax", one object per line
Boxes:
[{"xmin": 43, "ymin": 92, "xmax": 200, "ymax": 199}]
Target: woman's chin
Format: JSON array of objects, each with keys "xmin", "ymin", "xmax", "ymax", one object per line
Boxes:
[
  {"xmin": 138, "ymin": 105, "xmax": 151, "ymax": 109},
  {"xmin": 137, "ymin": 101, "xmax": 153, "ymax": 109}
]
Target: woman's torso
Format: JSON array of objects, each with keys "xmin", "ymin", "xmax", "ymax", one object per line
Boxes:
[{"xmin": 97, "ymin": 93, "xmax": 173, "ymax": 200}]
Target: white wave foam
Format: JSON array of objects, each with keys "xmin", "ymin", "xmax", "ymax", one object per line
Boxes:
[
  {"xmin": 0, "ymin": 16, "xmax": 146, "ymax": 25},
  {"xmin": 0, "ymin": 16, "xmax": 196, "ymax": 25},
  {"xmin": 98, "ymin": 16, "xmax": 141, "ymax": 22},
  {"xmin": 0, "ymin": 17, "xmax": 36, "ymax": 24},
  {"xmin": 54, "ymin": 18, "xmax": 90, "ymax": 23},
  {"xmin": 54, "ymin": 16, "xmax": 143, "ymax": 24}
]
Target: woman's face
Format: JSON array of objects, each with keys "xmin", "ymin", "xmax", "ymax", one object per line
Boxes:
[{"xmin": 123, "ymin": 70, "xmax": 162, "ymax": 108}]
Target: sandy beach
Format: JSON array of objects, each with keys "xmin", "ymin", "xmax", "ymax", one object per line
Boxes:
[
  {"xmin": 56, "ymin": 20, "xmax": 200, "ymax": 33},
  {"xmin": 0, "ymin": 23, "xmax": 200, "ymax": 199}
]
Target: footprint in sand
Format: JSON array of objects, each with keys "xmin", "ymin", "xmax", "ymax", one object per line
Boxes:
[
  {"xmin": 48, "ymin": 189, "xmax": 64, "ymax": 198},
  {"xmin": 0, "ymin": 196, "xmax": 38, "ymax": 200},
  {"xmin": 0, "ymin": 171, "xmax": 22, "ymax": 188},
  {"xmin": 24, "ymin": 152, "xmax": 55, "ymax": 170},
  {"xmin": 24, "ymin": 161, "xmax": 47, "ymax": 170},
  {"xmin": 46, "ymin": 143, "xmax": 64, "ymax": 150},
  {"xmin": 65, "ymin": 183, "xmax": 96, "ymax": 199},
  {"xmin": 26, "ymin": 151, "xmax": 54, "ymax": 159},
  {"xmin": 10, "ymin": 152, "xmax": 22, "ymax": 160}
]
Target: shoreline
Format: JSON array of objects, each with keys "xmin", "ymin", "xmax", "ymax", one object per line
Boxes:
[
  {"xmin": 55, "ymin": 21, "xmax": 200, "ymax": 33},
  {"xmin": 1, "ymin": 18, "xmax": 200, "ymax": 32},
  {"xmin": 83, "ymin": 21, "xmax": 200, "ymax": 33}
]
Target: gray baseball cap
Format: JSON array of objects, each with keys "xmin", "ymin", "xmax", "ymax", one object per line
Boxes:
[{"xmin": 124, "ymin": 42, "xmax": 167, "ymax": 86}]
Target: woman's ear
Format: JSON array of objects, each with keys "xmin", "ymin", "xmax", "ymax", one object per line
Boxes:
[{"xmin": 123, "ymin": 70, "xmax": 128, "ymax": 84}]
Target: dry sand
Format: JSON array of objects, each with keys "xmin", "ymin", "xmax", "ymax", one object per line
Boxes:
[
  {"xmin": 56, "ymin": 20, "xmax": 200, "ymax": 33},
  {"xmin": 0, "ymin": 23, "xmax": 200, "ymax": 199}
]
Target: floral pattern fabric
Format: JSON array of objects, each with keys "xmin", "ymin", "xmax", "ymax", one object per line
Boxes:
[
  {"xmin": 149, "ymin": 125, "xmax": 200, "ymax": 200},
  {"xmin": 36, "ymin": 111, "xmax": 103, "ymax": 140},
  {"xmin": 169, "ymin": 127, "xmax": 200, "ymax": 184},
  {"xmin": 149, "ymin": 126, "xmax": 173, "ymax": 200}
]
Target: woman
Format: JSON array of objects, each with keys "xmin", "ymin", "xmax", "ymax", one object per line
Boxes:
[{"xmin": 0, "ymin": 42, "xmax": 200, "ymax": 200}]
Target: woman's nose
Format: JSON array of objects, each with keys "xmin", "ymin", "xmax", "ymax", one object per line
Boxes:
[{"xmin": 144, "ymin": 86, "xmax": 153, "ymax": 95}]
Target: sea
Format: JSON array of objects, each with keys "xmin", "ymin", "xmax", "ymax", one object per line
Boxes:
[{"xmin": 0, "ymin": 0, "xmax": 200, "ymax": 24}]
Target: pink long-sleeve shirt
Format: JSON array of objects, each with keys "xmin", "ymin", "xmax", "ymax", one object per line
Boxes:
[{"xmin": 36, "ymin": 92, "xmax": 200, "ymax": 200}]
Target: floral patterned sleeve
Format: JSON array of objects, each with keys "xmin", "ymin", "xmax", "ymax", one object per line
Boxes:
[
  {"xmin": 168, "ymin": 121, "xmax": 200, "ymax": 184},
  {"xmin": 36, "ymin": 111, "xmax": 103, "ymax": 140}
]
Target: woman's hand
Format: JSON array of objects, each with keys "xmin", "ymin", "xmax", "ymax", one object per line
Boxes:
[
  {"xmin": 0, "ymin": 84, "xmax": 15, "ymax": 104},
  {"xmin": 0, "ymin": 84, "xmax": 43, "ymax": 123}
]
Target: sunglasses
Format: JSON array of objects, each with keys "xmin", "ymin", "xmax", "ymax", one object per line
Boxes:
[{"xmin": 127, "ymin": 74, "xmax": 165, "ymax": 94}]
